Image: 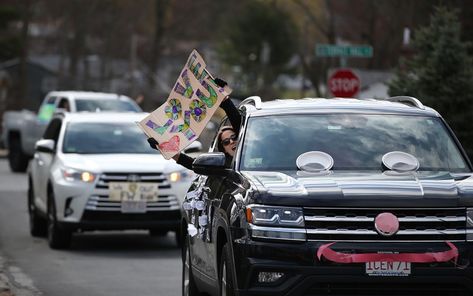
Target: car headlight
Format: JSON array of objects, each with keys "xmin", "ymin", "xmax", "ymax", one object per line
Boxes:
[
  {"xmin": 246, "ymin": 205, "xmax": 305, "ymax": 227},
  {"xmin": 246, "ymin": 205, "xmax": 306, "ymax": 241},
  {"xmin": 168, "ymin": 170, "xmax": 195, "ymax": 182},
  {"xmin": 61, "ymin": 167, "xmax": 96, "ymax": 183}
]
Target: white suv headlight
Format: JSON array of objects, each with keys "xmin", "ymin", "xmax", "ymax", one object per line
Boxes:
[
  {"xmin": 168, "ymin": 170, "xmax": 195, "ymax": 183},
  {"xmin": 61, "ymin": 167, "xmax": 96, "ymax": 183}
]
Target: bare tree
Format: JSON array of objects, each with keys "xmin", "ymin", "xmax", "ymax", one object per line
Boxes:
[{"xmin": 17, "ymin": 0, "xmax": 32, "ymax": 108}]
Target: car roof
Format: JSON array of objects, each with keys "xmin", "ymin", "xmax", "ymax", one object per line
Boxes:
[
  {"xmin": 47, "ymin": 91, "xmax": 132, "ymax": 101},
  {"xmin": 60, "ymin": 112, "xmax": 149, "ymax": 123},
  {"xmin": 241, "ymin": 98, "xmax": 441, "ymax": 117}
]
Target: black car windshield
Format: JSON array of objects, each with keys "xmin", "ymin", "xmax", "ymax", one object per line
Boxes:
[
  {"xmin": 75, "ymin": 98, "xmax": 141, "ymax": 112},
  {"xmin": 240, "ymin": 114, "xmax": 469, "ymax": 172},
  {"xmin": 62, "ymin": 122, "xmax": 157, "ymax": 154}
]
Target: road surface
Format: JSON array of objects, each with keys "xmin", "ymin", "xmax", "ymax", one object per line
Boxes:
[{"xmin": 0, "ymin": 158, "xmax": 182, "ymax": 296}]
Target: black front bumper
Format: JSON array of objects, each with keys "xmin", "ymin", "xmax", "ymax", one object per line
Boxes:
[
  {"xmin": 60, "ymin": 209, "xmax": 181, "ymax": 231},
  {"xmin": 233, "ymin": 240, "xmax": 473, "ymax": 296}
]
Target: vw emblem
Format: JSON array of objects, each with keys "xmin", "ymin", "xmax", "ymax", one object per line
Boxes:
[
  {"xmin": 127, "ymin": 174, "xmax": 140, "ymax": 182},
  {"xmin": 374, "ymin": 212, "xmax": 399, "ymax": 237}
]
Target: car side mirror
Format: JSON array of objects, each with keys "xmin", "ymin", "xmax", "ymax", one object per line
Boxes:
[
  {"xmin": 184, "ymin": 141, "xmax": 203, "ymax": 154},
  {"xmin": 35, "ymin": 139, "xmax": 55, "ymax": 153},
  {"xmin": 192, "ymin": 152, "xmax": 228, "ymax": 176}
]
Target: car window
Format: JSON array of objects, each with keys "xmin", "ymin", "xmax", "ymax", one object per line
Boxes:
[
  {"xmin": 57, "ymin": 98, "xmax": 70, "ymax": 111},
  {"xmin": 240, "ymin": 114, "xmax": 469, "ymax": 172},
  {"xmin": 62, "ymin": 122, "xmax": 157, "ymax": 154},
  {"xmin": 75, "ymin": 98, "xmax": 141, "ymax": 112}
]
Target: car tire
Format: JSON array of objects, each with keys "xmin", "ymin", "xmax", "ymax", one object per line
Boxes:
[
  {"xmin": 182, "ymin": 235, "xmax": 199, "ymax": 296},
  {"xmin": 219, "ymin": 243, "xmax": 235, "ymax": 296},
  {"xmin": 47, "ymin": 188, "xmax": 71, "ymax": 249},
  {"xmin": 8, "ymin": 135, "xmax": 29, "ymax": 172},
  {"xmin": 28, "ymin": 179, "xmax": 47, "ymax": 237}
]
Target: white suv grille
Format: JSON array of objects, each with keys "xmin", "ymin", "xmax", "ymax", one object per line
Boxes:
[{"xmin": 85, "ymin": 173, "xmax": 179, "ymax": 211}]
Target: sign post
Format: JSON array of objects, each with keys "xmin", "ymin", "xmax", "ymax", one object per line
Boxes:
[{"xmin": 328, "ymin": 69, "xmax": 360, "ymax": 98}]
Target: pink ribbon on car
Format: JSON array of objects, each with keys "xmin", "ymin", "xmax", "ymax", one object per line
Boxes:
[{"xmin": 317, "ymin": 241, "xmax": 458, "ymax": 264}]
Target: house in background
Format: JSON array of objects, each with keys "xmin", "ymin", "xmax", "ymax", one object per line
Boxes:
[{"xmin": 0, "ymin": 58, "xmax": 57, "ymax": 112}]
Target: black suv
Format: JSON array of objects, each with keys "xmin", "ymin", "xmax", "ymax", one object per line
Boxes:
[{"xmin": 181, "ymin": 96, "xmax": 473, "ymax": 296}]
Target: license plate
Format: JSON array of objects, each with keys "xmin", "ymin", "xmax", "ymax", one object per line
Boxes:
[
  {"xmin": 365, "ymin": 262, "xmax": 411, "ymax": 277},
  {"xmin": 121, "ymin": 200, "xmax": 146, "ymax": 213},
  {"xmin": 109, "ymin": 182, "xmax": 159, "ymax": 201}
]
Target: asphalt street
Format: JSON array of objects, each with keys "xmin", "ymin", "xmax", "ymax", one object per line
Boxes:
[{"xmin": 0, "ymin": 158, "xmax": 182, "ymax": 296}]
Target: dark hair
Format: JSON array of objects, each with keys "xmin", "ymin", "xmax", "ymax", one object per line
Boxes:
[{"xmin": 217, "ymin": 126, "xmax": 235, "ymax": 153}]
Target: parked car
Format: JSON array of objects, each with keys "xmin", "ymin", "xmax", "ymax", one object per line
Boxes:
[
  {"xmin": 28, "ymin": 112, "xmax": 199, "ymax": 249},
  {"xmin": 2, "ymin": 90, "xmax": 142, "ymax": 172},
  {"xmin": 181, "ymin": 96, "xmax": 473, "ymax": 295}
]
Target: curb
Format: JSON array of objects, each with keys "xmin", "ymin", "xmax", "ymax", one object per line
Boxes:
[
  {"xmin": 0, "ymin": 256, "xmax": 42, "ymax": 296},
  {"xmin": 0, "ymin": 257, "xmax": 13, "ymax": 296}
]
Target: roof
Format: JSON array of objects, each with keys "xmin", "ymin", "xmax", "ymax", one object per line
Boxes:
[
  {"xmin": 0, "ymin": 58, "xmax": 56, "ymax": 75},
  {"xmin": 47, "ymin": 90, "xmax": 132, "ymax": 101},
  {"xmin": 59, "ymin": 112, "xmax": 149, "ymax": 123},
  {"xmin": 241, "ymin": 98, "xmax": 440, "ymax": 117}
]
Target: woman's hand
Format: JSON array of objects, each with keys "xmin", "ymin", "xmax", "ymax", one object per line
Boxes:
[
  {"xmin": 214, "ymin": 78, "xmax": 230, "ymax": 101},
  {"xmin": 214, "ymin": 77, "xmax": 228, "ymax": 88},
  {"xmin": 147, "ymin": 138, "xmax": 159, "ymax": 150}
]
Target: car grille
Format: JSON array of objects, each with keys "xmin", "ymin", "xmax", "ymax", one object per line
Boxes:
[
  {"xmin": 85, "ymin": 172, "xmax": 180, "ymax": 211},
  {"xmin": 304, "ymin": 207, "xmax": 466, "ymax": 242}
]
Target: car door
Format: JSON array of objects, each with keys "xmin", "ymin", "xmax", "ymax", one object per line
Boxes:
[
  {"xmin": 193, "ymin": 118, "xmax": 239, "ymax": 280},
  {"xmin": 190, "ymin": 171, "xmax": 227, "ymax": 278},
  {"xmin": 32, "ymin": 117, "xmax": 63, "ymax": 213}
]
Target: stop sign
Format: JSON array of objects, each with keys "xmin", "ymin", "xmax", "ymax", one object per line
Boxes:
[{"xmin": 328, "ymin": 69, "xmax": 360, "ymax": 97}]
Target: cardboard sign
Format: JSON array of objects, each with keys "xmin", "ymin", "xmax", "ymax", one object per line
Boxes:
[{"xmin": 138, "ymin": 50, "xmax": 231, "ymax": 159}]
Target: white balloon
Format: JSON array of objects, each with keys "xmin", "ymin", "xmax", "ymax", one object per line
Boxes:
[{"xmin": 187, "ymin": 224, "xmax": 198, "ymax": 237}]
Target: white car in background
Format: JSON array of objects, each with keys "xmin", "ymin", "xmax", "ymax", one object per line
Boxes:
[
  {"xmin": 2, "ymin": 90, "xmax": 142, "ymax": 172},
  {"xmin": 27, "ymin": 112, "xmax": 199, "ymax": 249}
]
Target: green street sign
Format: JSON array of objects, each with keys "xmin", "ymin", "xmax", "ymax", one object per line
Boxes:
[{"xmin": 316, "ymin": 44, "xmax": 373, "ymax": 58}]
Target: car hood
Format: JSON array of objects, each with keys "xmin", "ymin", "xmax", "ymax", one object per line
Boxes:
[
  {"xmin": 241, "ymin": 170, "xmax": 473, "ymax": 207},
  {"xmin": 59, "ymin": 153, "xmax": 184, "ymax": 173}
]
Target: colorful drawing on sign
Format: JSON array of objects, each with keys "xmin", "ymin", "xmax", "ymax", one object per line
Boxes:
[
  {"xmin": 165, "ymin": 99, "xmax": 182, "ymax": 120},
  {"xmin": 137, "ymin": 49, "xmax": 232, "ymax": 159},
  {"xmin": 159, "ymin": 135, "xmax": 180, "ymax": 152},
  {"xmin": 190, "ymin": 100, "xmax": 206, "ymax": 122}
]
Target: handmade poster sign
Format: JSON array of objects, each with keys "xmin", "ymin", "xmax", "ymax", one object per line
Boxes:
[{"xmin": 138, "ymin": 49, "xmax": 232, "ymax": 159}]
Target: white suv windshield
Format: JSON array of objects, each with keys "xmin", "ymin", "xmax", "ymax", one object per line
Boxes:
[
  {"xmin": 240, "ymin": 114, "xmax": 469, "ymax": 172},
  {"xmin": 62, "ymin": 122, "xmax": 157, "ymax": 154},
  {"xmin": 75, "ymin": 98, "xmax": 141, "ymax": 112}
]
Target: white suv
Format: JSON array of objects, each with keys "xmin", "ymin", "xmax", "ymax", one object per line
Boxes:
[{"xmin": 27, "ymin": 112, "xmax": 198, "ymax": 249}]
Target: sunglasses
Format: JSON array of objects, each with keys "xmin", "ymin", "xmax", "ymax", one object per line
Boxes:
[{"xmin": 221, "ymin": 134, "xmax": 237, "ymax": 146}]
